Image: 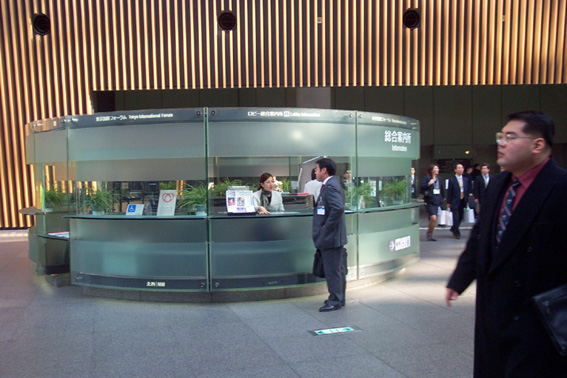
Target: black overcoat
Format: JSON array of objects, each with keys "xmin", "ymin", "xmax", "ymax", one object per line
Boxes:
[{"xmin": 447, "ymin": 159, "xmax": 567, "ymax": 377}]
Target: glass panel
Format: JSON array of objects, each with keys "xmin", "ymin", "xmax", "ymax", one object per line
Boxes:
[
  {"xmin": 67, "ymin": 109, "xmax": 208, "ymax": 216},
  {"xmin": 357, "ymin": 209, "xmax": 419, "ymax": 279},
  {"xmin": 355, "ymin": 112, "xmax": 420, "ymax": 210},
  {"xmin": 206, "ymin": 107, "xmax": 356, "ymax": 215},
  {"xmin": 70, "ymin": 218, "xmax": 207, "ymax": 290},
  {"xmin": 207, "ymin": 108, "xmax": 357, "ymax": 288},
  {"xmin": 28, "ymin": 117, "xmax": 73, "ymax": 217}
]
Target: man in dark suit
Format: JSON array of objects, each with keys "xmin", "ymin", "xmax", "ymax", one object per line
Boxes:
[
  {"xmin": 312, "ymin": 158, "xmax": 347, "ymax": 312},
  {"xmin": 473, "ymin": 163, "xmax": 492, "ymax": 212},
  {"xmin": 446, "ymin": 111, "xmax": 567, "ymax": 377},
  {"xmin": 446, "ymin": 163, "xmax": 472, "ymax": 239},
  {"xmin": 410, "ymin": 167, "xmax": 418, "ymax": 200}
]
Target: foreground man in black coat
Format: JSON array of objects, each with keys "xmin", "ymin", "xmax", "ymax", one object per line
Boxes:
[{"xmin": 446, "ymin": 111, "xmax": 567, "ymax": 377}]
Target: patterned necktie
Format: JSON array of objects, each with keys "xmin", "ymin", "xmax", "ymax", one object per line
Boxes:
[{"xmin": 496, "ymin": 179, "xmax": 520, "ymax": 244}]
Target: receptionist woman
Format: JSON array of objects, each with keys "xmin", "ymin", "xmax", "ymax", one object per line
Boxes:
[{"xmin": 253, "ymin": 172, "xmax": 285, "ymax": 215}]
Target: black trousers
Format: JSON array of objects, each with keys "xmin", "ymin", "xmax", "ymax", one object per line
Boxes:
[
  {"xmin": 451, "ymin": 198, "xmax": 466, "ymax": 235},
  {"xmin": 321, "ymin": 247, "xmax": 347, "ymax": 306}
]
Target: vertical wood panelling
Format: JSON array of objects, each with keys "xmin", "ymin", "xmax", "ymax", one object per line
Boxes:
[
  {"xmin": 558, "ymin": 0, "xmax": 567, "ymax": 82},
  {"xmin": 1, "ymin": 0, "xmax": 567, "ymax": 228}
]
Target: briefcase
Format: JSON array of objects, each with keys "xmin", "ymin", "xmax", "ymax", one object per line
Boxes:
[
  {"xmin": 532, "ymin": 283, "xmax": 567, "ymax": 356},
  {"xmin": 312, "ymin": 249, "xmax": 325, "ymax": 278}
]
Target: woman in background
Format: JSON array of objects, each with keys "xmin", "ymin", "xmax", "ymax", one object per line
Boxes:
[
  {"xmin": 304, "ymin": 168, "xmax": 322, "ymax": 202},
  {"xmin": 253, "ymin": 172, "xmax": 285, "ymax": 214},
  {"xmin": 420, "ymin": 164, "xmax": 445, "ymax": 241}
]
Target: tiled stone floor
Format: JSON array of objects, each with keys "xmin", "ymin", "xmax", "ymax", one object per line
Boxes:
[{"xmin": 0, "ymin": 211, "xmax": 475, "ymax": 378}]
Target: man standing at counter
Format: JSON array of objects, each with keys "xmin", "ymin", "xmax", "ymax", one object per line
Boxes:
[{"xmin": 312, "ymin": 158, "xmax": 348, "ymax": 312}]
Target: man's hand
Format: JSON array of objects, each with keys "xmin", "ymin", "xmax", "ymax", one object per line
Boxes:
[{"xmin": 445, "ymin": 288, "xmax": 459, "ymax": 307}]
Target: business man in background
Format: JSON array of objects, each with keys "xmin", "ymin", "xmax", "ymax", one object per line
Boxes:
[
  {"xmin": 312, "ymin": 158, "xmax": 348, "ymax": 312},
  {"xmin": 447, "ymin": 163, "xmax": 472, "ymax": 239},
  {"xmin": 446, "ymin": 111, "xmax": 567, "ymax": 377},
  {"xmin": 473, "ymin": 163, "xmax": 492, "ymax": 213}
]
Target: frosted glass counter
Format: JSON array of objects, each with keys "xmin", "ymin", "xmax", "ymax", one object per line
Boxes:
[{"xmin": 25, "ymin": 107, "xmax": 420, "ymax": 300}]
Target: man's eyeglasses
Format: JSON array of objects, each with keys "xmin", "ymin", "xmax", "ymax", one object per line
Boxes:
[{"xmin": 495, "ymin": 132, "xmax": 537, "ymax": 145}]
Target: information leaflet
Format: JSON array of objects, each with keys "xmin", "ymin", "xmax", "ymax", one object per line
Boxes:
[{"xmin": 226, "ymin": 187, "xmax": 255, "ymax": 214}]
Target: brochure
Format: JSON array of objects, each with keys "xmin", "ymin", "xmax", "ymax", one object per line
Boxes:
[{"xmin": 226, "ymin": 186, "xmax": 255, "ymax": 214}]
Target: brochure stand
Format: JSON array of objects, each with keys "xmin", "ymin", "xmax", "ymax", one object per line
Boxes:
[{"xmin": 225, "ymin": 186, "xmax": 255, "ymax": 214}]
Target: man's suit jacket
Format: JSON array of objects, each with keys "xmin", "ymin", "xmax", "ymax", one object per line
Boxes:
[
  {"xmin": 447, "ymin": 159, "xmax": 567, "ymax": 377},
  {"xmin": 473, "ymin": 174, "xmax": 492, "ymax": 204},
  {"xmin": 447, "ymin": 175, "xmax": 471, "ymax": 209},
  {"xmin": 312, "ymin": 176, "xmax": 347, "ymax": 250}
]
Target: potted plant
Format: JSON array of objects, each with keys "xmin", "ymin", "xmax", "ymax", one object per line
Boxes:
[
  {"xmin": 159, "ymin": 181, "xmax": 177, "ymax": 190},
  {"xmin": 84, "ymin": 188, "xmax": 118, "ymax": 215},
  {"xmin": 176, "ymin": 184, "xmax": 208, "ymax": 215},
  {"xmin": 355, "ymin": 182, "xmax": 374, "ymax": 209},
  {"xmin": 279, "ymin": 178, "xmax": 291, "ymax": 193},
  {"xmin": 44, "ymin": 187, "xmax": 66, "ymax": 212},
  {"xmin": 211, "ymin": 178, "xmax": 244, "ymax": 198},
  {"xmin": 383, "ymin": 178, "xmax": 408, "ymax": 205}
]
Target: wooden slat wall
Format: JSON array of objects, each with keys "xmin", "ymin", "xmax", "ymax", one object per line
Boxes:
[{"xmin": 1, "ymin": 0, "xmax": 566, "ymax": 228}]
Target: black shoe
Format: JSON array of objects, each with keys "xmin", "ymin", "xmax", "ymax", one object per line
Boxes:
[
  {"xmin": 325, "ymin": 300, "xmax": 346, "ymax": 307},
  {"xmin": 427, "ymin": 235, "xmax": 437, "ymax": 241},
  {"xmin": 319, "ymin": 304, "xmax": 342, "ymax": 312}
]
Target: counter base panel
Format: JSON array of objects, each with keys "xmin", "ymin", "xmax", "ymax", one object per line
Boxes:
[
  {"xmin": 73, "ymin": 255, "xmax": 416, "ymax": 302},
  {"xmin": 28, "ymin": 228, "xmax": 70, "ymax": 275},
  {"xmin": 72, "ymin": 272, "xmax": 207, "ymax": 291}
]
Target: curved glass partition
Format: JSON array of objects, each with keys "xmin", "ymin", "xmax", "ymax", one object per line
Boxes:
[{"xmin": 25, "ymin": 107, "xmax": 420, "ymax": 296}]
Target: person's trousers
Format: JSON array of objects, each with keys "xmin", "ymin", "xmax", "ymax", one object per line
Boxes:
[
  {"xmin": 321, "ymin": 246, "xmax": 347, "ymax": 306},
  {"xmin": 451, "ymin": 199, "xmax": 466, "ymax": 235}
]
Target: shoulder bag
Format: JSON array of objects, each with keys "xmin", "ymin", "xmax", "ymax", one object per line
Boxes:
[{"xmin": 532, "ymin": 283, "xmax": 567, "ymax": 356}]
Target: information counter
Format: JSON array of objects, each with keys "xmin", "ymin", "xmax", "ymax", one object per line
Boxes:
[{"xmin": 25, "ymin": 107, "xmax": 420, "ymax": 301}]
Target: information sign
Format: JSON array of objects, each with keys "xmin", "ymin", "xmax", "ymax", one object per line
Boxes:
[
  {"xmin": 157, "ymin": 190, "xmax": 177, "ymax": 216},
  {"xmin": 226, "ymin": 186, "xmax": 255, "ymax": 214},
  {"xmin": 126, "ymin": 204, "xmax": 144, "ymax": 216},
  {"xmin": 308, "ymin": 325, "xmax": 361, "ymax": 336}
]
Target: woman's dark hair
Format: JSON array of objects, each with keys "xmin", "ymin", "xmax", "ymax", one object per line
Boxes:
[
  {"xmin": 506, "ymin": 111, "xmax": 555, "ymax": 147},
  {"xmin": 311, "ymin": 168, "xmax": 316, "ymax": 180},
  {"xmin": 427, "ymin": 163, "xmax": 439, "ymax": 177},
  {"xmin": 258, "ymin": 172, "xmax": 273, "ymax": 190}
]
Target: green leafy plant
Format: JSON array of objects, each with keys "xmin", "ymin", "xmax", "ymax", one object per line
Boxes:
[
  {"xmin": 159, "ymin": 181, "xmax": 177, "ymax": 190},
  {"xmin": 176, "ymin": 184, "xmax": 208, "ymax": 214},
  {"xmin": 84, "ymin": 188, "xmax": 118, "ymax": 214},
  {"xmin": 383, "ymin": 178, "xmax": 408, "ymax": 203},
  {"xmin": 44, "ymin": 187, "xmax": 66, "ymax": 210},
  {"xmin": 279, "ymin": 178, "xmax": 291, "ymax": 193},
  {"xmin": 211, "ymin": 178, "xmax": 244, "ymax": 197},
  {"xmin": 356, "ymin": 182, "xmax": 374, "ymax": 207}
]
